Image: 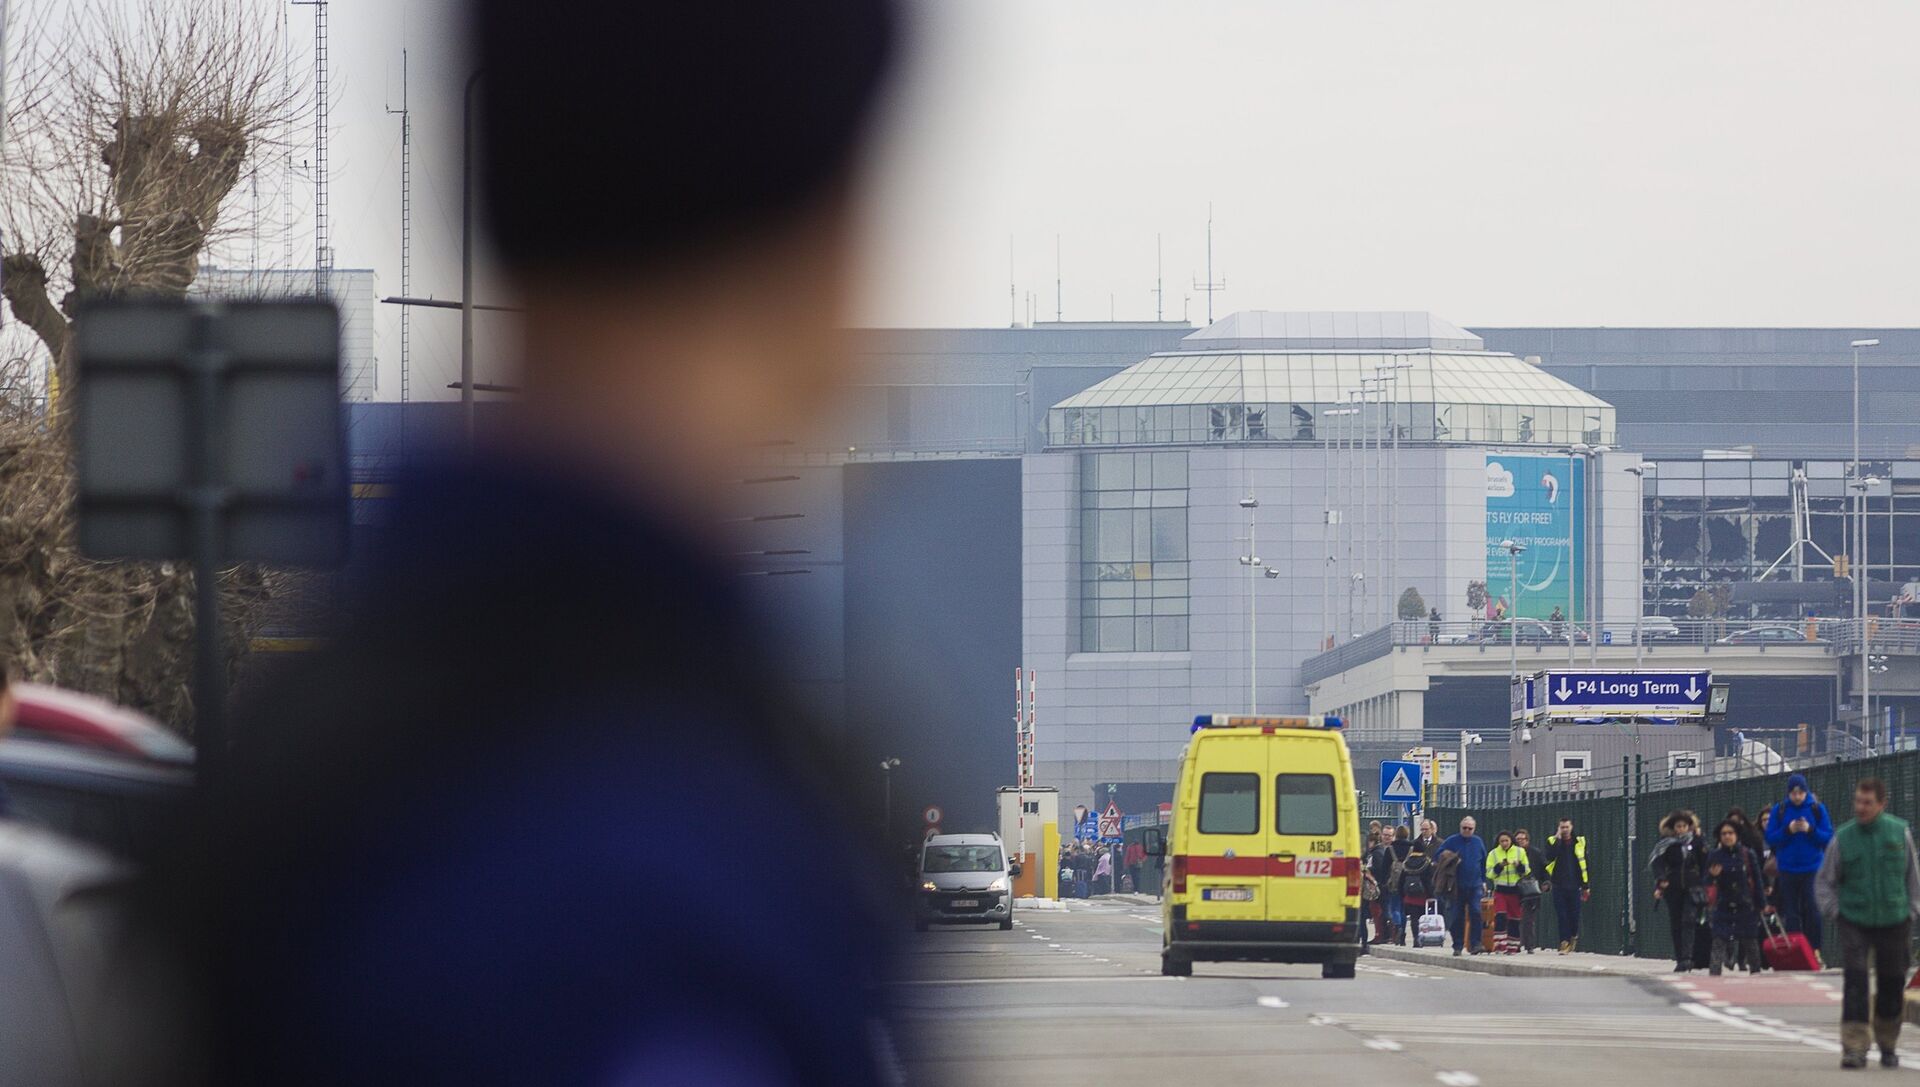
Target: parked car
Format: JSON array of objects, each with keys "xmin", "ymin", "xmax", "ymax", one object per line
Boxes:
[
  {"xmin": 1636, "ymin": 616, "xmax": 1682, "ymax": 641},
  {"xmin": 1717, "ymin": 624, "xmax": 1822, "ymax": 645},
  {"xmin": 0, "ymin": 737, "xmax": 192, "ymax": 863},
  {"xmin": 0, "ymin": 818, "xmax": 135, "ymax": 1086},
  {"xmin": 13, "ymin": 683, "xmax": 193, "ymax": 765}
]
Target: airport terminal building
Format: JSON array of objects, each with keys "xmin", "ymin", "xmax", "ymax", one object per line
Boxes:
[{"xmin": 346, "ymin": 313, "xmax": 1920, "ymax": 834}]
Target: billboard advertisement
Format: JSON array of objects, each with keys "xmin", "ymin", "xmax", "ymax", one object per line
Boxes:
[{"xmin": 1484, "ymin": 454, "xmax": 1584, "ymax": 621}]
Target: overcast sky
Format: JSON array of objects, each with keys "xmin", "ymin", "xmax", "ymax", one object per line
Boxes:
[{"xmin": 293, "ymin": 1, "xmax": 1920, "ymax": 395}]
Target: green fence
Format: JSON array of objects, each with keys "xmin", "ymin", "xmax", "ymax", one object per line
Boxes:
[
  {"xmin": 1429, "ymin": 792, "xmax": 1631, "ymax": 955},
  {"xmin": 1437, "ymin": 750, "xmax": 1920, "ymax": 961}
]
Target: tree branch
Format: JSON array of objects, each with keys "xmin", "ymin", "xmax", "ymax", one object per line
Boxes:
[{"xmin": 0, "ymin": 253, "xmax": 73, "ymax": 363}]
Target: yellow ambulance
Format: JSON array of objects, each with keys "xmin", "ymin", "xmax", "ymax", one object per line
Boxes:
[{"xmin": 1145, "ymin": 713, "xmax": 1363, "ymax": 978}]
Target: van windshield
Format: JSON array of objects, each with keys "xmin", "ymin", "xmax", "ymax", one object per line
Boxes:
[{"xmin": 922, "ymin": 845, "xmax": 1004, "ymax": 873}]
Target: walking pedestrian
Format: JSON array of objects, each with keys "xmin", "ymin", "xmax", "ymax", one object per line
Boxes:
[
  {"xmin": 1124, "ymin": 838, "xmax": 1146, "ymax": 897},
  {"xmin": 1384, "ymin": 825, "xmax": 1416, "ymax": 944},
  {"xmin": 1485, "ymin": 830, "xmax": 1530, "ymax": 954},
  {"xmin": 1094, "ymin": 845, "xmax": 1113, "ymax": 895},
  {"xmin": 1724, "ymin": 807, "xmax": 1768, "ymax": 970},
  {"xmin": 1815, "ymin": 777, "xmax": 1920, "ymax": 1069},
  {"xmin": 1436, "ymin": 817, "xmax": 1489, "ymax": 956},
  {"xmin": 1413, "ymin": 819, "xmax": 1441, "ymax": 856},
  {"xmin": 1428, "ymin": 607, "xmax": 1442, "ymax": 643},
  {"xmin": 1542, "ymin": 818, "xmax": 1590, "ymax": 953},
  {"xmin": 1651, "ymin": 809, "xmax": 1710, "ymax": 972},
  {"xmin": 1706, "ymin": 819, "xmax": 1765, "ymax": 977},
  {"xmin": 1513, "ymin": 828, "xmax": 1546, "ymax": 952},
  {"xmin": 1768, "ymin": 773, "xmax": 1835, "ymax": 961}
]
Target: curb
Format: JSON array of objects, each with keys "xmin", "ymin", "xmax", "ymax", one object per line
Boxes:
[{"xmin": 1365, "ymin": 944, "xmax": 1645, "ymax": 980}]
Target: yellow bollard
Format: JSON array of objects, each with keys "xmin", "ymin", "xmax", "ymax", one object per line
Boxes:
[{"xmin": 1042, "ymin": 821, "xmax": 1060, "ymax": 899}]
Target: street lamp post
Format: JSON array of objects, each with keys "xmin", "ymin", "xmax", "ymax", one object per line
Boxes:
[
  {"xmin": 1566, "ymin": 443, "xmax": 1590, "ymax": 666},
  {"xmin": 1502, "ymin": 538, "xmax": 1527, "ymax": 683},
  {"xmin": 880, "ymin": 757, "xmax": 902, "ymax": 838},
  {"xmin": 1852, "ymin": 338, "xmax": 1879, "ymax": 739},
  {"xmin": 1459, "ymin": 730, "xmax": 1482, "ymax": 807},
  {"xmin": 1324, "ymin": 405, "xmax": 1360, "ymax": 643},
  {"xmin": 1587, "ymin": 444, "xmax": 1611, "ymax": 665},
  {"xmin": 1624, "ymin": 462, "xmax": 1656, "ymax": 669},
  {"xmin": 1240, "ymin": 496, "xmax": 1261, "ymax": 713}
]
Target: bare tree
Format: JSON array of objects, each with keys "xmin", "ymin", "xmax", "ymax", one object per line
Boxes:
[{"xmin": 0, "ymin": 0, "xmax": 307, "ymax": 731}]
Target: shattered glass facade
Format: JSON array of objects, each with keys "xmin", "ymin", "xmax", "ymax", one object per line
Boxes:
[{"xmin": 1644, "ymin": 458, "xmax": 1920, "ymax": 616}]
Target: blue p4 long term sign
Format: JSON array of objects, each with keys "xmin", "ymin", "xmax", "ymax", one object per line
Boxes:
[{"xmin": 1539, "ymin": 670, "xmax": 1711, "ymax": 715}]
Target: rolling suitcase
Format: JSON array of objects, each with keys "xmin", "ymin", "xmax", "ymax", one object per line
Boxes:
[
  {"xmin": 1481, "ymin": 898, "xmax": 1500, "ymax": 953},
  {"xmin": 1416, "ymin": 900, "xmax": 1447, "ymax": 947},
  {"xmin": 1761, "ymin": 911, "xmax": 1820, "ymax": 971}
]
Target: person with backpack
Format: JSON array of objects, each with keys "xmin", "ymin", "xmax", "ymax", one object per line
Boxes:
[
  {"xmin": 1706, "ymin": 818, "xmax": 1765, "ymax": 976},
  {"xmin": 1512, "ymin": 828, "xmax": 1547, "ymax": 952},
  {"xmin": 1767, "ymin": 773, "xmax": 1835, "ymax": 960},
  {"xmin": 1541, "ymin": 818, "xmax": 1591, "ymax": 953},
  {"xmin": 1816, "ymin": 777, "xmax": 1920, "ymax": 1069},
  {"xmin": 1395, "ymin": 829, "xmax": 1433, "ymax": 946},
  {"xmin": 1651, "ymin": 809, "xmax": 1710, "ymax": 972},
  {"xmin": 1367, "ymin": 830, "xmax": 1397, "ymax": 941}
]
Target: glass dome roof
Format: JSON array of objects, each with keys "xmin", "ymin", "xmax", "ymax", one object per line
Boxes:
[{"xmin": 1046, "ymin": 312, "xmax": 1615, "ymax": 449}]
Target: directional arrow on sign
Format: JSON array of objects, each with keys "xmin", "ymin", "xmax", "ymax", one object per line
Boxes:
[
  {"xmin": 1556, "ymin": 677, "xmax": 1573, "ymax": 701},
  {"xmin": 1685, "ymin": 676, "xmax": 1701, "ymax": 700}
]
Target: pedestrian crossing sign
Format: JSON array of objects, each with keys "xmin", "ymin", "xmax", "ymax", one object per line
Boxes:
[{"xmin": 1379, "ymin": 760, "xmax": 1422, "ymax": 803}]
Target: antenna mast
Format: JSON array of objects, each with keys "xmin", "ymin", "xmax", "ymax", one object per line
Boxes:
[
  {"xmin": 1054, "ymin": 234, "xmax": 1062, "ymax": 323},
  {"xmin": 387, "ymin": 49, "xmax": 412, "ymax": 436},
  {"xmin": 1193, "ymin": 202, "xmax": 1226, "ymax": 323},
  {"xmin": 294, "ymin": 0, "xmax": 331, "ymax": 299},
  {"xmin": 1153, "ymin": 233, "xmax": 1164, "ymax": 322},
  {"xmin": 1009, "ymin": 235, "xmax": 1017, "ymax": 328}
]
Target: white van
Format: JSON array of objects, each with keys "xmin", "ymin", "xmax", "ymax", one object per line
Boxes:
[{"xmin": 915, "ymin": 833, "xmax": 1018, "ymax": 931}]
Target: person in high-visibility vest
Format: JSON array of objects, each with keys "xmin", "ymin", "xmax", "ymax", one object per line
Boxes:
[
  {"xmin": 1542, "ymin": 818, "xmax": 1590, "ymax": 953},
  {"xmin": 1485, "ymin": 831, "xmax": 1531, "ymax": 954}
]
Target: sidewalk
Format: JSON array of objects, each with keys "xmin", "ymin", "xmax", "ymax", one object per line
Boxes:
[{"xmin": 1366, "ymin": 941, "xmax": 1697, "ymax": 980}]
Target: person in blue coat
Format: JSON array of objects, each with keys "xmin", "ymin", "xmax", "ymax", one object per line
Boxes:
[
  {"xmin": 1767, "ymin": 773, "xmax": 1836, "ymax": 956},
  {"xmin": 127, "ymin": 0, "xmax": 909, "ymax": 1082},
  {"xmin": 1436, "ymin": 816, "xmax": 1490, "ymax": 955}
]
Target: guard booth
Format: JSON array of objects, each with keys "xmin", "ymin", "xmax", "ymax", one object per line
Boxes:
[{"xmin": 996, "ymin": 786, "xmax": 1057, "ymax": 898}]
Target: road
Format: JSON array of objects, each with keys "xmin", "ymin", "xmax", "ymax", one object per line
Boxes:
[{"xmin": 892, "ymin": 898, "xmax": 1889, "ymax": 1087}]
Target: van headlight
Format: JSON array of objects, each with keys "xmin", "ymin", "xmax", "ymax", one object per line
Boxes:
[
  {"xmin": 921, "ymin": 880, "xmax": 939, "ymax": 893},
  {"xmin": 987, "ymin": 877, "xmax": 1009, "ymax": 892}
]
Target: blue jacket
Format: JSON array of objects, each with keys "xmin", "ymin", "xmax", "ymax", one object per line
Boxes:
[
  {"xmin": 1438, "ymin": 833, "xmax": 1489, "ymax": 890},
  {"xmin": 1766, "ymin": 786, "xmax": 1835, "ymax": 875}
]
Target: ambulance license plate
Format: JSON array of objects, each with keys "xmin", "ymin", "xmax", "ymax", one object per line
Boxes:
[
  {"xmin": 1203, "ymin": 887, "xmax": 1253, "ymax": 901},
  {"xmin": 949, "ymin": 899, "xmax": 978, "ymax": 908}
]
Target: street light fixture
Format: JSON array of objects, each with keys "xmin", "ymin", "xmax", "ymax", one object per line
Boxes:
[
  {"xmin": 1240, "ymin": 496, "xmax": 1261, "ymax": 713},
  {"xmin": 1459, "ymin": 730, "xmax": 1483, "ymax": 806}
]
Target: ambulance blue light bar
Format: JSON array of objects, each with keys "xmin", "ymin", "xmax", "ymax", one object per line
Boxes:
[{"xmin": 1191, "ymin": 714, "xmax": 1345, "ymax": 733}]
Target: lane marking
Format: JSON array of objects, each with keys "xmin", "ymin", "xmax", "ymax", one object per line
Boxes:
[
  {"xmin": 1256, "ymin": 995, "xmax": 1289, "ymax": 1009},
  {"xmin": 1435, "ymin": 1073, "xmax": 1480, "ymax": 1087},
  {"xmin": 1365, "ymin": 1038, "xmax": 1404, "ymax": 1052},
  {"xmin": 1680, "ymin": 1002, "xmax": 1842, "ymax": 1054}
]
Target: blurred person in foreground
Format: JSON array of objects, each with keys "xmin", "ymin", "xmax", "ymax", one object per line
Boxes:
[
  {"xmin": 146, "ymin": 1, "xmax": 905, "ymax": 1083},
  {"xmin": 1816, "ymin": 778, "xmax": 1920, "ymax": 1069}
]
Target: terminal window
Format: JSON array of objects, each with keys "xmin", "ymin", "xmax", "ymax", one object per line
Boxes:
[{"xmin": 1080, "ymin": 450, "xmax": 1188, "ymax": 652}]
